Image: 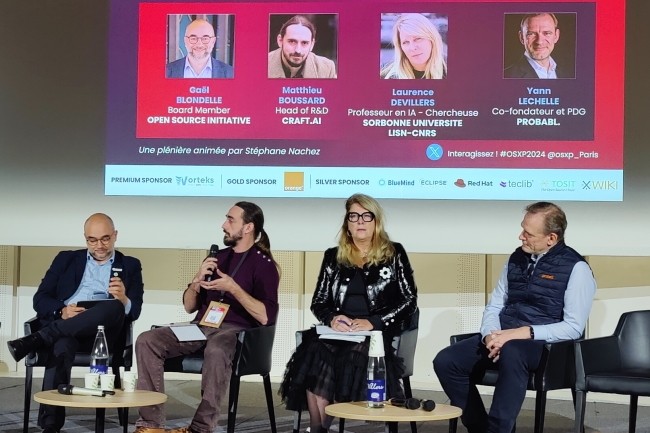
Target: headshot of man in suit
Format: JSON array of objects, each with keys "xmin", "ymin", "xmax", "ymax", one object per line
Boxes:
[
  {"xmin": 166, "ymin": 17, "xmax": 234, "ymax": 79},
  {"xmin": 504, "ymin": 13, "xmax": 574, "ymax": 79}
]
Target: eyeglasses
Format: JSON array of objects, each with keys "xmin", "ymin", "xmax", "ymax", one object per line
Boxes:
[
  {"xmin": 347, "ymin": 212, "xmax": 375, "ymax": 223},
  {"xmin": 185, "ymin": 35, "xmax": 215, "ymax": 44},
  {"xmin": 85, "ymin": 234, "xmax": 113, "ymax": 246}
]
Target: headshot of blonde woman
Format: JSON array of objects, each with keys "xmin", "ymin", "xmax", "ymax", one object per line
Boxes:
[{"xmin": 381, "ymin": 13, "xmax": 447, "ymax": 79}]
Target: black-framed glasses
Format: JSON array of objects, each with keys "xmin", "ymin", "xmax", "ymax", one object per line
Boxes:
[
  {"xmin": 85, "ymin": 234, "xmax": 113, "ymax": 246},
  {"xmin": 185, "ymin": 35, "xmax": 215, "ymax": 44},
  {"xmin": 347, "ymin": 212, "xmax": 375, "ymax": 223}
]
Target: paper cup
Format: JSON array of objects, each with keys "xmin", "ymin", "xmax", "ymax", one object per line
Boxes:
[
  {"xmin": 369, "ymin": 330, "xmax": 385, "ymax": 357},
  {"xmin": 122, "ymin": 371, "xmax": 137, "ymax": 392},
  {"xmin": 84, "ymin": 373, "xmax": 100, "ymax": 390},
  {"xmin": 100, "ymin": 373, "xmax": 115, "ymax": 392}
]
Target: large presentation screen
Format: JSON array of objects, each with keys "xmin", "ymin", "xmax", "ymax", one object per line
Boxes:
[{"xmin": 106, "ymin": 0, "xmax": 625, "ymax": 200}]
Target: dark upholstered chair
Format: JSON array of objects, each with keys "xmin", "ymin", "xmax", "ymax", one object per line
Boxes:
[
  {"xmin": 448, "ymin": 331, "xmax": 579, "ymax": 433},
  {"xmin": 292, "ymin": 308, "xmax": 419, "ymax": 433},
  {"xmin": 574, "ymin": 310, "xmax": 650, "ymax": 433},
  {"xmin": 160, "ymin": 323, "xmax": 278, "ymax": 433},
  {"xmin": 23, "ymin": 316, "xmax": 133, "ymax": 433}
]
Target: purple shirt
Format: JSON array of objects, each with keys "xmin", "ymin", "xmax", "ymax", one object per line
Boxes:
[{"xmin": 194, "ymin": 245, "xmax": 279, "ymax": 328}]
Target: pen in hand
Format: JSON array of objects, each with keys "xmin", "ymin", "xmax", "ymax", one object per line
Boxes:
[{"xmin": 337, "ymin": 319, "xmax": 351, "ymax": 327}]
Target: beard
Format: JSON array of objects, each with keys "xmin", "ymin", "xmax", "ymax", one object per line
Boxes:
[
  {"xmin": 223, "ymin": 228, "xmax": 244, "ymax": 247},
  {"xmin": 189, "ymin": 49, "xmax": 210, "ymax": 61},
  {"xmin": 283, "ymin": 52, "xmax": 306, "ymax": 68}
]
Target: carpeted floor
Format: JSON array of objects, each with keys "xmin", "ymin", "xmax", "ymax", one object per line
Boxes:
[{"xmin": 0, "ymin": 377, "xmax": 647, "ymax": 432}]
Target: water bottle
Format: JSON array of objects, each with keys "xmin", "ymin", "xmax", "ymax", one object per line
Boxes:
[
  {"xmin": 367, "ymin": 330, "xmax": 386, "ymax": 408},
  {"xmin": 90, "ymin": 325, "xmax": 109, "ymax": 374}
]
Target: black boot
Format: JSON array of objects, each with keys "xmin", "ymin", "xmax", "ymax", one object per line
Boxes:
[{"xmin": 7, "ymin": 332, "xmax": 45, "ymax": 362}]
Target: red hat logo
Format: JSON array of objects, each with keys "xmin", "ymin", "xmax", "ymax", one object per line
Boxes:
[{"xmin": 454, "ymin": 179, "xmax": 466, "ymax": 188}]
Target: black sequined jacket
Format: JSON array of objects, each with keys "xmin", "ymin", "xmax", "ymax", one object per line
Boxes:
[{"xmin": 310, "ymin": 242, "xmax": 418, "ymax": 334}]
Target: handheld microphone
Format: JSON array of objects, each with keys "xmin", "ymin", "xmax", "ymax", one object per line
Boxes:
[
  {"xmin": 57, "ymin": 384, "xmax": 111, "ymax": 397},
  {"xmin": 388, "ymin": 398, "xmax": 436, "ymax": 411},
  {"xmin": 389, "ymin": 397, "xmax": 421, "ymax": 410},
  {"xmin": 205, "ymin": 244, "xmax": 220, "ymax": 282}
]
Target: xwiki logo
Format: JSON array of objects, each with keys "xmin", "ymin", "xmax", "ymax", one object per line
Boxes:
[
  {"xmin": 582, "ymin": 180, "xmax": 618, "ymax": 190},
  {"xmin": 284, "ymin": 172, "xmax": 304, "ymax": 191}
]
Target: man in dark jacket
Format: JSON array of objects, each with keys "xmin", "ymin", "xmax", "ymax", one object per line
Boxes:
[
  {"xmin": 166, "ymin": 18, "xmax": 234, "ymax": 79},
  {"xmin": 433, "ymin": 202, "xmax": 596, "ymax": 433},
  {"xmin": 7, "ymin": 213, "xmax": 144, "ymax": 433},
  {"xmin": 504, "ymin": 13, "xmax": 570, "ymax": 79}
]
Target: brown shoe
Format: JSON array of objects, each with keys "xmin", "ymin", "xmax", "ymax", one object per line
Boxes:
[
  {"xmin": 166, "ymin": 427, "xmax": 194, "ymax": 433},
  {"xmin": 134, "ymin": 427, "xmax": 165, "ymax": 433}
]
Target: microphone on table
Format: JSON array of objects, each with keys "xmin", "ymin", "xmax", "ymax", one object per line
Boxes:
[
  {"xmin": 57, "ymin": 384, "xmax": 113, "ymax": 397},
  {"xmin": 388, "ymin": 397, "xmax": 436, "ymax": 411},
  {"xmin": 205, "ymin": 244, "xmax": 220, "ymax": 282},
  {"xmin": 389, "ymin": 397, "xmax": 421, "ymax": 410}
]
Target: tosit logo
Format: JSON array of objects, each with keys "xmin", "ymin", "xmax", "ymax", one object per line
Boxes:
[
  {"xmin": 541, "ymin": 180, "xmax": 577, "ymax": 192},
  {"xmin": 175, "ymin": 176, "xmax": 215, "ymax": 187},
  {"xmin": 499, "ymin": 180, "xmax": 533, "ymax": 188}
]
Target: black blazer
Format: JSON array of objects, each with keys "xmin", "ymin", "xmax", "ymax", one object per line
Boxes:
[{"xmin": 33, "ymin": 249, "xmax": 144, "ymax": 322}]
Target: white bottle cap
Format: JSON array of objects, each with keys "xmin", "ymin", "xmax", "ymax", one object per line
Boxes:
[{"xmin": 369, "ymin": 330, "xmax": 385, "ymax": 357}]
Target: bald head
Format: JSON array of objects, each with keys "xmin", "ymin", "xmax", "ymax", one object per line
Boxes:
[
  {"xmin": 184, "ymin": 19, "xmax": 216, "ymax": 62},
  {"xmin": 84, "ymin": 213, "xmax": 114, "ymax": 232},
  {"xmin": 84, "ymin": 213, "xmax": 117, "ymax": 263}
]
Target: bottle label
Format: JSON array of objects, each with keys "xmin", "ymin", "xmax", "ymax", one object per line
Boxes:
[
  {"xmin": 90, "ymin": 365, "xmax": 108, "ymax": 374},
  {"xmin": 367, "ymin": 379, "xmax": 386, "ymax": 402}
]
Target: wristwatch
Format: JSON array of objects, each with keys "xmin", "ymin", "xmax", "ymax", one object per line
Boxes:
[{"xmin": 528, "ymin": 325, "xmax": 535, "ymax": 339}]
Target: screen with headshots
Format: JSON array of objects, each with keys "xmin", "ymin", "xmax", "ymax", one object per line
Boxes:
[{"xmin": 106, "ymin": 0, "xmax": 625, "ymax": 200}]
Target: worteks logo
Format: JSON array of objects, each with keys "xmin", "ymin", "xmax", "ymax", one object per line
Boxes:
[{"xmin": 175, "ymin": 176, "xmax": 215, "ymax": 186}]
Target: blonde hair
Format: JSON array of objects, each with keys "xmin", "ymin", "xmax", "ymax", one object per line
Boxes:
[
  {"xmin": 381, "ymin": 13, "xmax": 447, "ymax": 79},
  {"xmin": 336, "ymin": 194, "xmax": 395, "ymax": 267}
]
